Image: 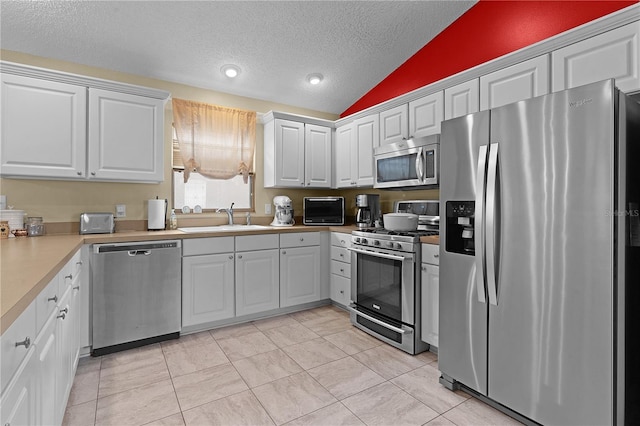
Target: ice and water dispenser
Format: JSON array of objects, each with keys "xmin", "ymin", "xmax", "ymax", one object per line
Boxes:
[{"xmin": 445, "ymin": 201, "xmax": 475, "ymax": 255}]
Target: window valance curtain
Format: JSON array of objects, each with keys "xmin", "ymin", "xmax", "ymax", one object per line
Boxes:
[{"xmin": 172, "ymin": 98, "xmax": 256, "ymax": 183}]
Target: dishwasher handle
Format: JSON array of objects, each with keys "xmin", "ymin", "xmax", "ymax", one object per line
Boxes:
[{"xmin": 128, "ymin": 250, "xmax": 151, "ymax": 256}]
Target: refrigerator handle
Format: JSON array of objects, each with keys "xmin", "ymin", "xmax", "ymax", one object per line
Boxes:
[
  {"xmin": 416, "ymin": 147, "xmax": 424, "ymax": 182},
  {"xmin": 475, "ymin": 145, "xmax": 488, "ymax": 304},
  {"xmin": 486, "ymin": 143, "xmax": 499, "ymax": 306}
]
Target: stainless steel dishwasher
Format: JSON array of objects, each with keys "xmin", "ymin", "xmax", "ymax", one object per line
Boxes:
[{"xmin": 91, "ymin": 240, "xmax": 181, "ymax": 356}]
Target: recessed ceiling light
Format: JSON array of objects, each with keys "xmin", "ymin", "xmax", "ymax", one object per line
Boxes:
[
  {"xmin": 221, "ymin": 64, "xmax": 240, "ymax": 78},
  {"xmin": 307, "ymin": 73, "xmax": 323, "ymax": 85}
]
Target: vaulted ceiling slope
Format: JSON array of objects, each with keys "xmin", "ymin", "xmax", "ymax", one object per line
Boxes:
[
  {"xmin": 342, "ymin": 0, "xmax": 638, "ymax": 117},
  {"xmin": 0, "ymin": 0, "xmax": 476, "ymax": 115}
]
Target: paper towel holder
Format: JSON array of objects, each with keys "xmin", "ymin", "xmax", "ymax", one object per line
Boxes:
[{"xmin": 148, "ymin": 197, "xmax": 168, "ymax": 231}]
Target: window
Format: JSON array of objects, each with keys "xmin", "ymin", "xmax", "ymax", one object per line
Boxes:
[{"xmin": 172, "ymin": 169, "xmax": 254, "ymax": 212}]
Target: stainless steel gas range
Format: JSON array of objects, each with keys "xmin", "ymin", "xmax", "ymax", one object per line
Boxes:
[{"xmin": 348, "ymin": 200, "xmax": 439, "ymax": 355}]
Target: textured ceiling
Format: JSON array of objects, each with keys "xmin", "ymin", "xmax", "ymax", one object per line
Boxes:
[{"xmin": 0, "ymin": 1, "xmax": 476, "ymax": 115}]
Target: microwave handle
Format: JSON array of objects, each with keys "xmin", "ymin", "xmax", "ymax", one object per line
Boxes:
[{"xmin": 415, "ymin": 147, "xmax": 424, "ymax": 182}]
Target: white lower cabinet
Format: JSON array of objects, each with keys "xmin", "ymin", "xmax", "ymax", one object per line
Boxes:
[
  {"xmin": 1, "ymin": 249, "xmax": 83, "ymax": 426},
  {"xmin": 280, "ymin": 245, "xmax": 321, "ymax": 307},
  {"xmin": 236, "ymin": 234, "xmax": 280, "ymax": 316},
  {"xmin": 421, "ymin": 244, "xmax": 440, "ymax": 348},
  {"xmin": 182, "ymin": 237, "xmax": 236, "ymax": 327},
  {"xmin": 330, "ymin": 232, "xmax": 351, "ymax": 307}
]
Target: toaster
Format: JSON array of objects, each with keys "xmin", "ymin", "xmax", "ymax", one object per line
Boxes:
[{"xmin": 80, "ymin": 213, "xmax": 115, "ymax": 234}]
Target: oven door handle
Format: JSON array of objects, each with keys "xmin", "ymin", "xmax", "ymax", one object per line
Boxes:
[
  {"xmin": 347, "ymin": 247, "xmax": 408, "ymax": 262},
  {"xmin": 349, "ymin": 304, "xmax": 412, "ymax": 335}
]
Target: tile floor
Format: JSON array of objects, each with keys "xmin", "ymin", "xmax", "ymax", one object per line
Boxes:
[{"xmin": 62, "ymin": 305, "xmax": 522, "ymax": 426}]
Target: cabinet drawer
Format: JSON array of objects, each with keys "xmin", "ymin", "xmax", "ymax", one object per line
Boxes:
[
  {"xmin": 330, "ymin": 274, "xmax": 351, "ymax": 307},
  {"xmin": 280, "ymin": 232, "xmax": 320, "ymax": 248},
  {"xmin": 59, "ymin": 250, "xmax": 82, "ymax": 290},
  {"xmin": 1, "ymin": 301, "xmax": 36, "ymax": 393},
  {"xmin": 331, "ymin": 232, "xmax": 351, "ymax": 248},
  {"xmin": 330, "ymin": 260, "xmax": 351, "ymax": 278},
  {"xmin": 35, "ymin": 276, "xmax": 60, "ymax": 332},
  {"xmin": 236, "ymin": 234, "xmax": 279, "ymax": 252},
  {"xmin": 421, "ymin": 244, "xmax": 440, "ymax": 265},
  {"xmin": 183, "ymin": 237, "xmax": 235, "ymax": 256},
  {"xmin": 331, "ymin": 246, "xmax": 351, "ymax": 263}
]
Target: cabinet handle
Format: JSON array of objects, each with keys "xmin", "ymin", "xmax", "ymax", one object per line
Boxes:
[
  {"xmin": 228, "ymin": 255, "xmax": 234, "ymax": 260},
  {"xmin": 47, "ymin": 295, "xmax": 58, "ymax": 303},
  {"xmin": 299, "ymin": 237, "xmax": 304, "ymax": 241},
  {"xmin": 76, "ymin": 261, "xmax": 83, "ymax": 266},
  {"xmin": 282, "ymin": 251, "xmax": 287, "ymax": 255},
  {"xmin": 65, "ymin": 274, "xmax": 73, "ymax": 280},
  {"xmin": 433, "ymin": 254, "xmax": 439, "ymax": 258},
  {"xmin": 238, "ymin": 255, "xmax": 243, "ymax": 259},
  {"xmin": 73, "ymin": 285, "xmax": 80, "ymax": 291},
  {"xmin": 340, "ymin": 268, "xmax": 344, "ymax": 272},
  {"xmin": 77, "ymin": 171, "xmax": 82, "ymax": 176},
  {"xmin": 15, "ymin": 337, "xmax": 31, "ymax": 349},
  {"xmin": 339, "ymin": 253, "xmax": 344, "ymax": 258},
  {"xmin": 60, "ymin": 307, "xmax": 68, "ymax": 314},
  {"xmin": 340, "ymin": 240, "xmax": 345, "ymax": 244},
  {"xmin": 340, "ymin": 290, "xmax": 344, "ymax": 294},
  {"xmin": 91, "ymin": 172, "xmax": 96, "ymax": 176},
  {"xmin": 57, "ymin": 313, "xmax": 66, "ymax": 320}
]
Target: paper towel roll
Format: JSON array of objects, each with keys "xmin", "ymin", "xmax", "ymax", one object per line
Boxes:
[{"xmin": 148, "ymin": 199, "xmax": 167, "ymax": 230}]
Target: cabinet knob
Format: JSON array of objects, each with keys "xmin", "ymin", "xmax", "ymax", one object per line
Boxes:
[
  {"xmin": 77, "ymin": 171, "xmax": 82, "ymax": 176},
  {"xmin": 65, "ymin": 274, "xmax": 73, "ymax": 280},
  {"xmin": 238, "ymin": 255, "xmax": 243, "ymax": 259},
  {"xmin": 73, "ymin": 285, "xmax": 80, "ymax": 291},
  {"xmin": 76, "ymin": 261, "xmax": 83, "ymax": 266},
  {"xmin": 339, "ymin": 253, "xmax": 344, "ymax": 258},
  {"xmin": 340, "ymin": 290, "xmax": 344, "ymax": 294},
  {"xmin": 91, "ymin": 172, "xmax": 96, "ymax": 176},
  {"xmin": 47, "ymin": 295, "xmax": 58, "ymax": 303},
  {"xmin": 340, "ymin": 268, "xmax": 344, "ymax": 272},
  {"xmin": 433, "ymin": 254, "xmax": 439, "ymax": 258},
  {"xmin": 57, "ymin": 313, "xmax": 66, "ymax": 320},
  {"xmin": 229, "ymin": 255, "xmax": 234, "ymax": 260},
  {"xmin": 299, "ymin": 237, "xmax": 304, "ymax": 241},
  {"xmin": 282, "ymin": 251, "xmax": 287, "ymax": 255},
  {"xmin": 15, "ymin": 337, "xmax": 31, "ymax": 349},
  {"xmin": 60, "ymin": 307, "xmax": 68, "ymax": 314},
  {"xmin": 422, "ymin": 266, "xmax": 426, "ymax": 271},
  {"xmin": 301, "ymin": 182, "xmax": 305, "ymax": 186}
]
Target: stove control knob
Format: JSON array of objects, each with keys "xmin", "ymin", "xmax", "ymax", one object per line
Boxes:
[
  {"xmin": 354, "ymin": 237, "xmax": 360, "ymax": 244},
  {"xmin": 386, "ymin": 241, "xmax": 394, "ymax": 248},
  {"xmin": 362, "ymin": 238, "xmax": 368, "ymax": 245},
  {"xmin": 396, "ymin": 243, "xmax": 403, "ymax": 250},
  {"xmin": 373, "ymin": 240, "xmax": 380, "ymax": 246}
]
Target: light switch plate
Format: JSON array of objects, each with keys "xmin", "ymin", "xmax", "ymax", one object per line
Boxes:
[
  {"xmin": 265, "ymin": 203, "xmax": 272, "ymax": 215},
  {"xmin": 115, "ymin": 204, "xmax": 126, "ymax": 218}
]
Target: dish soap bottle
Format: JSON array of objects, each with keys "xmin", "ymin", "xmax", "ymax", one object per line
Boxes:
[{"xmin": 169, "ymin": 209, "xmax": 178, "ymax": 230}]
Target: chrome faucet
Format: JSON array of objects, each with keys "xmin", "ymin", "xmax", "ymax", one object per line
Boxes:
[{"xmin": 216, "ymin": 202, "xmax": 234, "ymax": 225}]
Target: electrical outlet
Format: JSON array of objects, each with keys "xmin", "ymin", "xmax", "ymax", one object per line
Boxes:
[
  {"xmin": 115, "ymin": 204, "xmax": 126, "ymax": 218},
  {"xmin": 265, "ymin": 203, "xmax": 272, "ymax": 215}
]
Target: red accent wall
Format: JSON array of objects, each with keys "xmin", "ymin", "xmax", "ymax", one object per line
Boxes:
[{"xmin": 341, "ymin": 0, "xmax": 637, "ymax": 117}]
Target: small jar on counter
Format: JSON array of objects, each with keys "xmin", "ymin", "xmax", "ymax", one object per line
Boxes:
[{"xmin": 26, "ymin": 217, "xmax": 45, "ymax": 237}]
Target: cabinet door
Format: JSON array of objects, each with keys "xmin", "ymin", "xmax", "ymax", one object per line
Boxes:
[
  {"xmin": 334, "ymin": 123, "xmax": 355, "ymax": 188},
  {"xmin": 330, "ymin": 273, "xmax": 351, "ymax": 307},
  {"xmin": 236, "ymin": 249, "xmax": 279, "ymax": 316},
  {"xmin": 88, "ymin": 89, "xmax": 164, "ymax": 182},
  {"xmin": 0, "ymin": 74, "xmax": 86, "ymax": 179},
  {"xmin": 55, "ymin": 286, "xmax": 74, "ymax": 425},
  {"xmin": 0, "ymin": 348, "xmax": 37, "ymax": 426},
  {"xmin": 379, "ymin": 104, "xmax": 408, "ymax": 145},
  {"xmin": 421, "ymin": 263, "xmax": 439, "ymax": 347},
  {"xmin": 552, "ymin": 22, "xmax": 640, "ymax": 93},
  {"xmin": 409, "ymin": 91, "xmax": 444, "ymax": 138},
  {"xmin": 444, "ymin": 79, "xmax": 480, "ymax": 120},
  {"xmin": 280, "ymin": 246, "xmax": 321, "ymax": 307},
  {"xmin": 304, "ymin": 124, "xmax": 332, "ymax": 188},
  {"xmin": 480, "ymin": 55, "xmax": 549, "ymax": 110},
  {"xmin": 35, "ymin": 312, "xmax": 57, "ymax": 426},
  {"xmin": 182, "ymin": 253, "xmax": 235, "ymax": 326},
  {"xmin": 353, "ymin": 114, "xmax": 378, "ymax": 186},
  {"xmin": 274, "ymin": 119, "xmax": 305, "ymax": 187}
]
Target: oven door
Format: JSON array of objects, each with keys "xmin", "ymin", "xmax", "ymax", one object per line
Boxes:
[{"xmin": 349, "ymin": 246, "xmax": 417, "ymax": 351}]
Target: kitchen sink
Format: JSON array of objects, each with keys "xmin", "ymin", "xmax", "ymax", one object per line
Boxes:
[{"xmin": 178, "ymin": 224, "xmax": 273, "ymax": 233}]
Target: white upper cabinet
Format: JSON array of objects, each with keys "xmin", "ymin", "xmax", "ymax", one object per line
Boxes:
[
  {"xmin": 304, "ymin": 123, "xmax": 332, "ymax": 188},
  {"xmin": 263, "ymin": 113, "xmax": 332, "ymax": 188},
  {"xmin": 334, "ymin": 114, "xmax": 377, "ymax": 188},
  {"xmin": 88, "ymin": 89, "xmax": 164, "ymax": 182},
  {"xmin": 552, "ymin": 22, "xmax": 640, "ymax": 93},
  {"xmin": 480, "ymin": 55, "xmax": 549, "ymax": 110},
  {"xmin": 380, "ymin": 92, "xmax": 444, "ymax": 145},
  {"xmin": 1, "ymin": 74, "xmax": 87, "ymax": 179},
  {"xmin": 408, "ymin": 91, "xmax": 444, "ymax": 138},
  {"xmin": 379, "ymin": 104, "xmax": 408, "ymax": 145},
  {"xmin": 0, "ymin": 62, "xmax": 169, "ymax": 183},
  {"xmin": 444, "ymin": 79, "xmax": 480, "ymax": 120}
]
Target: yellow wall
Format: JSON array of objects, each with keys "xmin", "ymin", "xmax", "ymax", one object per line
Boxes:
[{"xmin": 0, "ymin": 50, "xmax": 438, "ymax": 225}]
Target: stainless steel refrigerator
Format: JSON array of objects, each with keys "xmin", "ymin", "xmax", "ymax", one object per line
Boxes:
[{"xmin": 439, "ymin": 79, "xmax": 640, "ymax": 425}]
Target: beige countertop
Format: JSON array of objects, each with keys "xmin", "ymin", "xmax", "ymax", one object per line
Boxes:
[{"xmin": 1, "ymin": 225, "xmax": 358, "ymax": 334}]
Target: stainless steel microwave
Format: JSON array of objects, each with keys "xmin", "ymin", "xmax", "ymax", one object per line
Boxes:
[
  {"xmin": 303, "ymin": 197, "xmax": 345, "ymax": 225},
  {"xmin": 374, "ymin": 135, "xmax": 439, "ymax": 189}
]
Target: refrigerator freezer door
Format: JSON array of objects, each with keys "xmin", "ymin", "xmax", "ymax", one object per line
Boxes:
[
  {"xmin": 439, "ymin": 110, "xmax": 490, "ymax": 394},
  {"xmin": 487, "ymin": 80, "xmax": 615, "ymax": 425}
]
